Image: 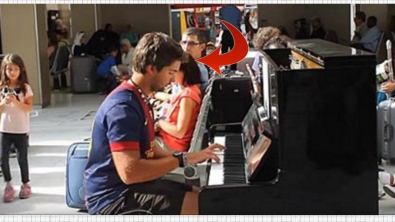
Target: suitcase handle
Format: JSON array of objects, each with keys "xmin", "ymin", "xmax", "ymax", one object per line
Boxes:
[
  {"xmin": 69, "ymin": 142, "xmax": 89, "ymax": 156},
  {"xmin": 384, "ymin": 124, "xmax": 394, "ymax": 141}
]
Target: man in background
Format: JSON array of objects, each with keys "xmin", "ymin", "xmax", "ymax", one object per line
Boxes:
[
  {"xmin": 180, "ymin": 28, "xmax": 210, "ymax": 92},
  {"xmin": 351, "ymin": 11, "xmax": 368, "ymax": 44},
  {"xmin": 219, "ymin": 4, "xmax": 242, "ymax": 71},
  {"xmin": 352, "ymin": 16, "xmax": 381, "ymax": 52}
]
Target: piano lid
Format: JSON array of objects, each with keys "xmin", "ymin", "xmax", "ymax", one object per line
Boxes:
[{"xmin": 289, "ymin": 39, "xmax": 375, "ymax": 64}]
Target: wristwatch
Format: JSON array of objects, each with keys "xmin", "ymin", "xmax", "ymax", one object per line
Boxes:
[{"xmin": 172, "ymin": 152, "xmax": 186, "ymax": 167}]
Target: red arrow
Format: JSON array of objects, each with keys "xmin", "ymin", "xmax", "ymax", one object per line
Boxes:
[{"xmin": 196, "ymin": 20, "xmax": 248, "ymax": 76}]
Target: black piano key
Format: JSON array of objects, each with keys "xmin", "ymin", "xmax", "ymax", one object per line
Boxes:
[
  {"xmin": 226, "ymin": 175, "xmax": 246, "ymax": 178},
  {"xmin": 216, "ymin": 134, "xmax": 247, "ymax": 185},
  {"xmin": 224, "ymin": 173, "xmax": 245, "ymax": 177},
  {"xmin": 224, "ymin": 171, "xmax": 245, "ymax": 175},
  {"xmin": 223, "ymin": 165, "xmax": 244, "ymax": 169},
  {"xmin": 224, "ymin": 178, "xmax": 246, "ymax": 184},
  {"xmin": 225, "ymin": 169, "xmax": 245, "ymax": 172},
  {"xmin": 224, "ymin": 161, "xmax": 244, "ymax": 165}
]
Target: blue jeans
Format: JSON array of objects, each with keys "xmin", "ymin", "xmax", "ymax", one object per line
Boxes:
[
  {"xmin": 377, "ymin": 91, "xmax": 387, "ymax": 106},
  {"xmin": 97, "ymin": 72, "xmax": 118, "ymax": 94},
  {"xmin": 1, "ymin": 133, "xmax": 29, "ymax": 183}
]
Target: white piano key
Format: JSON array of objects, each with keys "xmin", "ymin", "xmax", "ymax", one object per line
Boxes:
[
  {"xmin": 208, "ymin": 153, "xmax": 224, "ymax": 186},
  {"xmin": 214, "ymin": 136, "xmax": 226, "ymax": 145},
  {"xmin": 213, "ymin": 136, "xmax": 226, "ymax": 155},
  {"xmin": 208, "ymin": 136, "xmax": 227, "ymax": 186},
  {"xmin": 208, "ymin": 135, "xmax": 247, "ymax": 186}
]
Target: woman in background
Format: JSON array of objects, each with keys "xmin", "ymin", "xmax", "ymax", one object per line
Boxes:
[{"xmin": 155, "ymin": 54, "xmax": 203, "ymax": 152}]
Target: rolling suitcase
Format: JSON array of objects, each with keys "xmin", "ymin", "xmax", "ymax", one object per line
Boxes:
[
  {"xmin": 65, "ymin": 141, "xmax": 89, "ymax": 210},
  {"xmin": 378, "ymin": 99, "xmax": 395, "ymax": 163},
  {"xmin": 378, "ymin": 40, "xmax": 395, "ymax": 163},
  {"xmin": 70, "ymin": 55, "xmax": 97, "ymax": 94}
]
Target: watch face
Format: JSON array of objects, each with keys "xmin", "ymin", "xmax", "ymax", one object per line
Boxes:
[
  {"xmin": 172, "ymin": 152, "xmax": 184, "ymax": 167},
  {"xmin": 174, "ymin": 152, "xmax": 182, "ymax": 155}
]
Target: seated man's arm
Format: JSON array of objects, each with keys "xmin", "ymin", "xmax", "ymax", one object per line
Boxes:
[
  {"xmin": 381, "ymin": 81, "xmax": 395, "ymax": 94},
  {"xmin": 354, "ymin": 31, "xmax": 362, "ymax": 39},
  {"xmin": 196, "ymin": 64, "xmax": 210, "ymax": 92},
  {"xmin": 107, "ymin": 104, "xmax": 180, "ymax": 185},
  {"xmin": 200, "ymin": 65, "xmax": 210, "ymax": 85},
  {"xmin": 379, "ymin": 60, "xmax": 395, "ymax": 94},
  {"xmin": 153, "ymin": 145, "xmax": 173, "ymax": 158},
  {"xmin": 358, "ymin": 29, "xmax": 374, "ymax": 44}
]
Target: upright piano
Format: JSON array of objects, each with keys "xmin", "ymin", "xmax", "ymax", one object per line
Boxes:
[{"xmin": 196, "ymin": 39, "xmax": 378, "ymax": 214}]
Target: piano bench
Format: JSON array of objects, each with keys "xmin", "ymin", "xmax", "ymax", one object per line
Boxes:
[
  {"xmin": 165, "ymin": 163, "xmax": 207, "ymax": 187},
  {"xmin": 169, "ymin": 167, "xmax": 184, "ymax": 175},
  {"xmin": 163, "ymin": 169, "xmax": 186, "ymax": 184}
]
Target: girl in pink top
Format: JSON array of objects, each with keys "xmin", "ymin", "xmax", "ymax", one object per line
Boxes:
[
  {"xmin": 155, "ymin": 54, "xmax": 203, "ymax": 152},
  {"xmin": 0, "ymin": 54, "xmax": 33, "ymax": 202}
]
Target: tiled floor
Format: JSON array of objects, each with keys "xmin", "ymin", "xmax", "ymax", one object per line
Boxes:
[
  {"xmin": 0, "ymin": 92, "xmax": 392, "ymax": 214},
  {"xmin": 0, "ymin": 93, "xmax": 104, "ymax": 214},
  {"xmin": 379, "ymin": 162, "xmax": 395, "ymax": 214}
]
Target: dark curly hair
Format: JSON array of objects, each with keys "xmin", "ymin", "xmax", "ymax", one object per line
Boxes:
[
  {"xmin": 252, "ymin": 26, "xmax": 281, "ymax": 50},
  {"xmin": 264, "ymin": 35, "xmax": 292, "ymax": 49}
]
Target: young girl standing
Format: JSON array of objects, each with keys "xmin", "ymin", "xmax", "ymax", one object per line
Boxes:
[{"xmin": 0, "ymin": 54, "xmax": 33, "ymax": 202}]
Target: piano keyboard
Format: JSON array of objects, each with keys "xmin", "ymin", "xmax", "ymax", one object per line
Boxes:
[{"xmin": 207, "ymin": 135, "xmax": 247, "ymax": 186}]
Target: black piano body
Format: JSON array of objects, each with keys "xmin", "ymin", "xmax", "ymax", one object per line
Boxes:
[{"xmin": 199, "ymin": 39, "xmax": 378, "ymax": 215}]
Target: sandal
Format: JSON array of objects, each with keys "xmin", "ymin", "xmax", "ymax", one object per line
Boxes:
[
  {"xmin": 379, "ymin": 171, "xmax": 395, "ymax": 186},
  {"xmin": 384, "ymin": 184, "xmax": 395, "ymax": 198}
]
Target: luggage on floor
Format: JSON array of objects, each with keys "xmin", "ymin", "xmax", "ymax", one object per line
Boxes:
[
  {"xmin": 66, "ymin": 141, "xmax": 89, "ymax": 210},
  {"xmin": 378, "ymin": 40, "xmax": 395, "ymax": 163},
  {"xmin": 70, "ymin": 55, "xmax": 97, "ymax": 94},
  {"xmin": 378, "ymin": 98, "xmax": 395, "ymax": 163}
]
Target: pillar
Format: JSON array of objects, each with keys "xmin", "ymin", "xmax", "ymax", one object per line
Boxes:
[
  {"xmin": 0, "ymin": 4, "xmax": 50, "ymax": 108},
  {"xmin": 70, "ymin": 4, "xmax": 97, "ymax": 40}
]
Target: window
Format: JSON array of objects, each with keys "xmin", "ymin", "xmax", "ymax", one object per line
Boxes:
[{"xmin": 350, "ymin": 4, "xmax": 357, "ymax": 40}]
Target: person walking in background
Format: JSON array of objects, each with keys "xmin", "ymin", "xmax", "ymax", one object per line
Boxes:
[{"xmin": 219, "ymin": 4, "xmax": 242, "ymax": 70}]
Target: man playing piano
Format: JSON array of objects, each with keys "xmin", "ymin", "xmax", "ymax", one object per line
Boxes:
[
  {"xmin": 152, "ymin": 28, "xmax": 209, "ymax": 108},
  {"xmin": 84, "ymin": 32, "xmax": 224, "ymax": 215}
]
